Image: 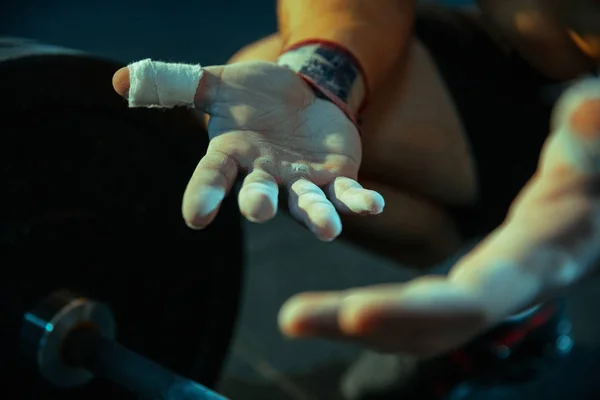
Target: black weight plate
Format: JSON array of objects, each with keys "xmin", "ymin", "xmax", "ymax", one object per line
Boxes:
[{"xmin": 0, "ymin": 51, "xmax": 243, "ymax": 398}]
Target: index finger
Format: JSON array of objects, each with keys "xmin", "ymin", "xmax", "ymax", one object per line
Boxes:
[{"xmin": 112, "ymin": 60, "xmax": 223, "ymax": 112}]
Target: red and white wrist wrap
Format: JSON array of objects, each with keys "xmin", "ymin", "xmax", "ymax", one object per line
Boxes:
[{"xmin": 276, "ymin": 39, "xmax": 369, "ymax": 130}]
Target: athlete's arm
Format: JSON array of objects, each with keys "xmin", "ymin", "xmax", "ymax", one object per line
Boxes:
[{"xmin": 278, "ymin": 0, "xmax": 415, "ymax": 94}]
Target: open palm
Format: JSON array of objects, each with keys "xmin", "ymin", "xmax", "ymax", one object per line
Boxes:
[{"xmin": 116, "ymin": 60, "xmax": 384, "ymax": 241}]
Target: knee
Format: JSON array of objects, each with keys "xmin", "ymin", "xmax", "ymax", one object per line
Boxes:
[{"xmin": 228, "ymin": 33, "xmax": 283, "ymax": 64}]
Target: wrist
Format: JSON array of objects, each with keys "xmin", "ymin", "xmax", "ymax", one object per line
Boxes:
[{"xmin": 276, "ymin": 39, "xmax": 369, "ymax": 117}]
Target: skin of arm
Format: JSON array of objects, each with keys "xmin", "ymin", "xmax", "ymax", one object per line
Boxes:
[{"xmin": 277, "ymin": 0, "xmax": 415, "ymax": 94}]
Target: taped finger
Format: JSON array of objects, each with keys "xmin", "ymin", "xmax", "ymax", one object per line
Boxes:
[
  {"xmin": 113, "ymin": 59, "xmax": 223, "ymax": 112},
  {"xmin": 238, "ymin": 169, "xmax": 279, "ymax": 223},
  {"xmin": 327, "ymin": 177, "xmax": 385, "ymax": 215},
  {"xmin": 288, "ymin": 179, "xmax": 342, "ymax": 241}
]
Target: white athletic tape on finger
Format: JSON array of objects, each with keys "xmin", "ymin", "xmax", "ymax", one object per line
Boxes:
[{"xmin": 127, "ymin": 58, "xmax": 202, "ymax": 108}]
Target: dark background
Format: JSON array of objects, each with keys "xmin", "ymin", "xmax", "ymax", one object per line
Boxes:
[{"xmin": 2, "ymin": 0, "xmax": 600, "ymax": 399}]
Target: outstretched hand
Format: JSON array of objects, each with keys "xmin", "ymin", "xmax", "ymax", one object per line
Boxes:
[
  {"xmin": 275, "ymin": 79, "xmax": 600, "ymax": 356},
  {"xmin": 112, "ymin": 60, "xmax": 384, "ymax": 241}
]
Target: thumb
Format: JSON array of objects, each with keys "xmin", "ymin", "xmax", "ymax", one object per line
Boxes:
[
  {"xmin": 111, "ymin": 60, "xmax": 224, "ymax": 112},
  {"xmin": 447, "ymin": 78, "xmax": 600, "ymax": 321}
]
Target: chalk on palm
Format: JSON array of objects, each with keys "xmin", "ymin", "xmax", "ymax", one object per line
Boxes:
[{"xmin": 127, "ymin": 59, "xmax": 202, "ymax": 108}]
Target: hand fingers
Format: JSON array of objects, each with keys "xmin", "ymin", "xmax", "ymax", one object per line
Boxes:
[
  {"xmin": 278, "ymin": 285, "xmax": 411, "ymax": 341},
  {"xmin": 447, "ymin": 83, "xmax": 600, "ymax": 320},
  {"xmin": 112, "ymin": 60, "xmax": 224, "ymax": 112},
  {"xmin": 182, "ymin": 150, "xmax": 238, "ymax": 229},
  {"xmin": 542, "ymin": 78, "xmax": 600, "ymax": 176},
  {"xmin": 278, "ymin": 291, "xmax": 347, "ymax": 340},
  {"xmin": 278, "ymin": 279, "xmax": 485, "ymax": 355},
  {"xmin": 326, "ymin": 177, "xmax": 385, "ymax": 215},
  {"xmin": 238, "ymin": 169, "xmax": 279, "ymax": 223},
  {"xmin": 288, "ymin": 179, "xmax": 342, "ymax": 241}
]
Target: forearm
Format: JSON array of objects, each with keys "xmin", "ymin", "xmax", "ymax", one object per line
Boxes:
[{"xmin": 277, "ymin": 0, "xmax": 415, "ymax": 97}]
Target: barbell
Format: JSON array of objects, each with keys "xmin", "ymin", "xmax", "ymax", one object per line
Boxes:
[{"xmin": 0, "ymin": 38, "xmax": 243, "ymax": 399}]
